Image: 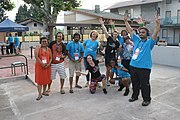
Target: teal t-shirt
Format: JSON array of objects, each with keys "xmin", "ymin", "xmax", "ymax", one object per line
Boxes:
[
  {"xmin": 83, "ymin": 39, "xmax": 99, "ymax": 59},
  {"xmin": 112, "ymin": 63, "xmax": 130, "ymax": 78},
  {"xmin": 130, "ymin": 33, "xmax": 156, "ymax": 69},
  {"xmin": 66, "ymin": 41, "xmax": 84, "ymax": 59}
]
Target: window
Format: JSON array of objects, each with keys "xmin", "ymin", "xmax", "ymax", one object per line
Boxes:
[
  {"xmin": 166, "ymin": 0, "xmax": 172, "ymax": 4},
  {"xmin": 34, "ymin": 23, "xmax": 37, "ymax": 27},
  {"xmin": 162, "ymin": 29, "xmax": 168, "ymax": 38},
  {"xmin": 178, "ymin": 10, "xmax": 180, "ymax": 24},
  {"xmin": 165, "ymin": 11, "xmax": 171, "ymax": 18},
  {"xmin": 125, "ymin": 10, "xmax": 130, "ymax": 17}
]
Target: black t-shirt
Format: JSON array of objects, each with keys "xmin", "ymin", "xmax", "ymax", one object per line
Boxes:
[
  {"xmin": 105, "ymin": 36, "xmax": 120, "ymax": 58},
  {"xmin": 86, "ymin": 60, "xmax": 101, "ymax": 79}
]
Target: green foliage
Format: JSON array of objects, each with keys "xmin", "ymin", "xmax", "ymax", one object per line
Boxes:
[
  {"xmin": 15, "ymin": 4, "xmax": 44, "ymax": 22},
  {"xmin": 0, "ymin": 0, "xmax": 15, "ymax": 22},
  {"xmin": 23, "ymin": 0, "xmax": 81, "ymax": 23}
]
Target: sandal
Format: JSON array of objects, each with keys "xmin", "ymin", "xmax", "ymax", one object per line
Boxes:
[
  {"xmin": 36, "ymin": 96, "xmax": 43, "ymax": 101},
  {"xmin": 69, "ymin": 89, "xmax": 74, "ymax": 93},
  {"xmin": 42, "ymin": 92, "xmax": 49, "ymax": 96},
  {"xmin": 60, "ymin": 90, "xmax": 65, "ymax": 94},
  {"xmin": 75, "ymin": 85, "xmax": 82, "ymax": 89},
  {"xmin": 46, "ymin": 89, "xmax": 50, "ymax": 93}
]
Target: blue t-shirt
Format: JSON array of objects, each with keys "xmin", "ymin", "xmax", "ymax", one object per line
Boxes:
[
  {"xmin": 14, "ymin": 36, "xmax": 20, "ymax": 47},
  {"xmin": 83, "ymin": 39, "xmax": 99, "ymax": 59},
  {"xmin": 8, "ymin": 36, "xmax": 13, "ymax": 43},
  {"xmin": 118, "ymin": 35, "xmax": 124, "ymax": 45},
  {"xmin": 112, "ymin": 63, "xmax": 130, "ymax": 78},
  {"xmin": 130, "ymin": 33, "xmax": 156, "ymax": 69},
  {"xmin": 66, "ymin": 41, "xmax": 84, "ymax": 59}
]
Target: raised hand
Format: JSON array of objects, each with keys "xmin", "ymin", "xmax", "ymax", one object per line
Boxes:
[
  {"xmin": 155, "ymin": 15, "xmax": 160, "ymax": 25},
  {"xmin": 135, "ymin": 16, "xmax": 144, "ymax": 24},
  {"xmin": 99, "ymin": 17, "xmax": 105, "ymax": 24},
  {"xmin": 124, "ymin": 15, "xmax": 129, "ymax": 22}
]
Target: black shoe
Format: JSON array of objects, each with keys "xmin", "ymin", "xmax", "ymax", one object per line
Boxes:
[
  {"xmin": 118, "ymin": 84, "xmax": 124, "ymax": 91},
  {"xmin": 142, "ymin": 101, "xmax": 151, "ymax": 106},
  {"xmin": 129, "ymin": 98, "xmax": 138, "ymax": 102},
  {"xmin": 123, "ymin": 89, "xmax": 129, "ymax": 96},
  {"xmin": 103, "ymin": 89, "xmax": 107, "ymax": 94}
]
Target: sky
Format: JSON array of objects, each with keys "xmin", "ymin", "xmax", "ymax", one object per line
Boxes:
[{"xmin": 6, "ymin": 0, "xmax": 126, "ymax": 22}]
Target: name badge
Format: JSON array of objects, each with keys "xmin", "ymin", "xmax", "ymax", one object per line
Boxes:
[
  {"xmin": 74, "ymin": 53, "xmax": 79, "ymax": 60},
  {"xmin": 42, "ymin": 57, "xmax": 47, "ymax": 64},
  {"xmin": 132, "ymin": 48, "xmax": 140, "ymax": 60},
  {"xmin": 56, "ymin": 56, "xmax": 60, "ymax": 61}
]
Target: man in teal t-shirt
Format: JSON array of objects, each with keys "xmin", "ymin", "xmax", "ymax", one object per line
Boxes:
[{"xmin": 124, "ymin": 15, "xmax": 160, "ymax": 106}]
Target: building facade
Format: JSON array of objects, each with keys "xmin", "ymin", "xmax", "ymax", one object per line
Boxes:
[{"xmin": 107, "ymin": 0, "xmax": 180, "ymax": 45}]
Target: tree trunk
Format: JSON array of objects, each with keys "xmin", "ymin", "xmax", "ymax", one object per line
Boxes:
[{"xmin": 48, "ymin": 26, "xmax": 54, "ymax": 42}]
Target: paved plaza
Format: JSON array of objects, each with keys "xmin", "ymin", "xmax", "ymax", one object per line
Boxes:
[{"xmin": 0, "ymin": 51, "xmax": 180, "ymax": 120}]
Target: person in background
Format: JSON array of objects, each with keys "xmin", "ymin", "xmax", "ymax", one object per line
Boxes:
[
  {"xmin": 66, "ymin": 33, "xmax": 84, "ymax": 93},
  {"xmin": 83, "ymin": 30, "xmax": 100, "ymax": 87},
  {"xmin": 7, "ymin": 33, "xmax": 14, "ymax": 54},
  {"xmin": 14, "ymin": 33, "xmax": 20, "ymax": 54},
  {"xmin": 76, "ymin": 55, "xmax": 107, "ymax": 94},
  {"xmin": 34, "ymin": 37, "xmax": 52, "ymax": 100},
  {"xmin": 109, "ymin": 58, "xmax": 131, "ymax": 96},
  {"xmin": 121, "ymin": 36, "xmax": 134, "ymax": 72},
  {"xmin": 124, "ymin": 15, "xmax": 160, "ymax": 106},
  {"xmin": 48, "ymin": 32, "xmax": 67, "ymax": 94},
  {"xmin": 99, "ymin": 18, "xmax": 120, "ymax": 87}
]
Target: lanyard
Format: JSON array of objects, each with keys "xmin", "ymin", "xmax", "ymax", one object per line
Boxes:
[
  {"xmin": 73, "ymin": 41, "xmax": 80, "ymax": 53},
  {"xmin": 56, "ymin": 42, "xmax": 62, "ymax": 53},
  {"xmin": 136, "ymin": 40, "xmax": 146, "ymax": 51}
]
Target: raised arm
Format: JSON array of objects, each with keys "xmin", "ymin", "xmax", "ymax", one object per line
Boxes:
[
  {"xmin": 124, "ymin": 15, "xmax": 133, "ymax": 36},
  {"xmin": 109, "ymin": 19, "xmax": 119, "ymax": 33},
  {"xmin": 99, "ymin": 18, "xmax": 110, "ymax": 38},
  {"xmin": 152, "ymin": 15, "xmax": 160, "ymax": 40}
]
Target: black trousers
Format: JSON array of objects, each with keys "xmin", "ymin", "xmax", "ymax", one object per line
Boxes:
[{"xmin": 130, "ymin": 66, "xmax": 151, "ymax": 102}]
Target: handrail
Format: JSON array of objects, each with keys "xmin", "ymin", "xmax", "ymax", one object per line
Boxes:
[{"xmin": 0, "ymin": 54, "xmax": 29, "ymax": 78}]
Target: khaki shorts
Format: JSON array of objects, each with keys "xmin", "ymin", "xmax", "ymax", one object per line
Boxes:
[{"xmin": 69, "ymin": 60, "xmax": 81, "ymax": 77}]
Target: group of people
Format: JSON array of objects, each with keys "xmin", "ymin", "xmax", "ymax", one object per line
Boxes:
[
  {"xmin": 34, "ymin": 15, "xmax": 160, "ymax": 107},
  {"xmin": 6, "ymin": 33, "xmax": 20, "ymax": 54}
]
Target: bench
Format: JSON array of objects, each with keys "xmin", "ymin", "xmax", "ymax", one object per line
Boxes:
[{"xmin": 11, "ymin": 62, "xmax": 26, "ymax": 75}]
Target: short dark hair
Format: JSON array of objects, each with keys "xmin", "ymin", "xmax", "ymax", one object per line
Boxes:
[
  {"xmin": 40, "ymin": 37, "xmax": 48, "ymax": 44},
  {"xmin": 110, "ymin": 58, "xmax": 118, "ymax": 66},
  {"xmin": 123, "ymin": 36, "xmax": 130, "ymax": 41},
  {"xmin": 121, "ymin": 30, "xmax": 128, "ymax": 36},
  {"xmin": 138, "ymin": 27, "xmax": 150, "ymax": 36},
  {"xmin": 73, "ymin": 33, "xmax": 80, "ymax": 39}
]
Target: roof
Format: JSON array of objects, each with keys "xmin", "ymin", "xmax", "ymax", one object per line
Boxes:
[
  {"xmin": 71, "ymin": 9, "xmax": 124, "ymax": 20},
  {"xmin": 0, "ymin": 18, "xmax": 29, "ymax": 32},
  {"xmin": 17, "ymin": 18, "xmax": 43, "ymax": 26},
  {"xmin": 106, "ymin": 0, "xmax": 163, "ymax": 10}
]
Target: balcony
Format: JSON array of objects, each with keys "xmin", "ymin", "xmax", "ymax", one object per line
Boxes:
[{"xmin": 161, "ymin": 16, "xmax": 180, "ymax": 26}]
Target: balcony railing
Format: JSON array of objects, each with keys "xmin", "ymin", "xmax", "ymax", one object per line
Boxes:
[{"xmin": 161, "ymin": 16, "xmax": 180, "ymax": 25}]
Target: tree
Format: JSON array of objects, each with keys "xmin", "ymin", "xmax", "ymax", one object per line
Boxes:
[
  {"xmin": 23, "ymin": 0, "xmax": 81, "ymax": 41},
  {"xmin": 0, "ymin": 0, "xmax": 15, "ymax": 22},
  {"xmin": 15, "ymin": 4, "xmax": 31, "ymax": 22}
]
